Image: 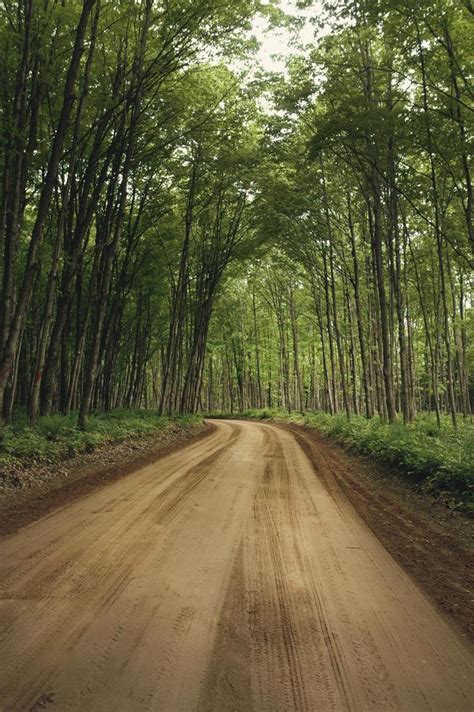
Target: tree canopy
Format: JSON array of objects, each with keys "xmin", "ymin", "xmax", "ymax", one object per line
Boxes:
[{"xmin": 0, "ymin": 0, "xmax": 472, "ymax": 428}]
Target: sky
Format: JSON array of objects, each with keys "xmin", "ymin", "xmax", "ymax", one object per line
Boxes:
[{"xmin": 253, "ymin": 1, "xmax": 322, "ymax": 74}]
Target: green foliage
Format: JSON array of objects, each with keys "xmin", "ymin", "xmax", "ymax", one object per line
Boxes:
[
  {"xmin": 298, "ymin": 413, "xmax": 473, "ymax": 503},
  {"xmin": 243, "ymin": 408, "xmax": 273, "ymax": 419},
  {"xmin": 0, "ymin": 411, "xmax": 203, "ymax": 467}
]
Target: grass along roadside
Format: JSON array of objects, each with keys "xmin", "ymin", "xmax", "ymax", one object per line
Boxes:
[
  {"xmin": 0, "ymin": 410, "xmax": 207, "ymax": 534},
  {"xmin": 0, "ymin": 410, "xmax": 204, "ymax": 471},
  {"xmin": 209, "ymin": 409, "xmax": 473, "ymax": 512}
]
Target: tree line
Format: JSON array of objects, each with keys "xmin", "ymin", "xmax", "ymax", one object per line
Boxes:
[
  {"xmin": 202, "ymin": 0, "xmax": 473, "ymax": 427},
  {"xmin": 0, "ymin": 0, "xmax": 260, "ymax": 428},
  {"xmin": 0, "ymin": 0, "xmax": 472, "ymax": 430}
]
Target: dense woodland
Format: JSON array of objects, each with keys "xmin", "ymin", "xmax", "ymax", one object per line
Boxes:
[{"xmin": 0, "ymin": 0, "xmax": 472, "ymax": 431}]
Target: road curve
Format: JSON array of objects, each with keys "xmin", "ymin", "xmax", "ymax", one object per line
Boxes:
[{"xmin": 0, "ymin": 419, "xmax": 472, "ymax": 711}]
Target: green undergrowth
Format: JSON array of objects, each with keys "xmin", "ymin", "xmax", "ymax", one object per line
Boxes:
[
  {"xmin": 0, "ymin": 410, "xmax": 203, "ymax": 468},
  {"xmin": 209, "ymin": 409, "xmax": 473, "ymax": 511}
]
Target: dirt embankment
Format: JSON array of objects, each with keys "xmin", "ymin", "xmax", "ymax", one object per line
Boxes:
[{"xmin": 0, "ymin": 420, "xmax": 212, "ymax": 536}]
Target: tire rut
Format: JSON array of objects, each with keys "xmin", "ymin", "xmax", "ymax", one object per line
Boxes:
[{"xmin": 0, "ymin": 419, "xmax": 472, "ymax": 711}]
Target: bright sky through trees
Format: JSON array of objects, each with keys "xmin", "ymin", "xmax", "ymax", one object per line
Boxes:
[{"xmin": 253, "ymin": 1, "xmax": 318, "ymax": 73}]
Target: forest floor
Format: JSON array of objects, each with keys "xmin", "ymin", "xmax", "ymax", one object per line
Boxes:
[{"xmin": 0, "ymin": 419, "xmax": 472, "ymax": 711}]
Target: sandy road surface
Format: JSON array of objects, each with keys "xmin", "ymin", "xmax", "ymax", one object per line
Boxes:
[{"xmin": 0, "ymin": 420, "xmax": 472, "ymax": 711}]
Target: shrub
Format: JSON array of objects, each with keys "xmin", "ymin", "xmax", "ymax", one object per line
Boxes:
[{"xmin": 0, "ymin": 410, "xmax": 204, "ymax": 468}]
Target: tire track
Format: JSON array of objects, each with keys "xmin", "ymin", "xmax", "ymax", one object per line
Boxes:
[
  {"xmin": 0, "ymin": 419, "xmax": 472, "ymax": 711},
  {"xmin": 201, "ymin": 421, "xmax": 473, "ymax": 711},
  {"xmin": 0, "ymin": 420, "xmax": 261, "ymax": 711}
]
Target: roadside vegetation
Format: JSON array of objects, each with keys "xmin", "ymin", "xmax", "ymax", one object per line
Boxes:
[
  {"xmin": 210, "ymin": 410, "xmax": 473, "ymax": 511},
  {"xmin": 0, "ymin": 411, "xmax": 203, "ymax": 469}
]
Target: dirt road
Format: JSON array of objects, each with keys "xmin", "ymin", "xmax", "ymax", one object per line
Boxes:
[{"xmin": 0, "ymin": 420, "xmax": 472, "ymax": 711}]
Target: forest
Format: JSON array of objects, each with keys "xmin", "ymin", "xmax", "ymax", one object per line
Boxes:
[
  {"xmin": 1, "ymin": 3, "xmax": 474, "ymax": 706},
  {"xmin": 0, "ymin": 0, "xmax": 472, "ymax": 487}
]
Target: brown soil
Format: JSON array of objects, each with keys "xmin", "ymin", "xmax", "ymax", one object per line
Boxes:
[
  {"xmin": 0, "ymin": 419, "xmax": 472, "ymax": 711},
  {"xmin": 276, "ymin": 421, "xmax": 474, "ymax": 644}
]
